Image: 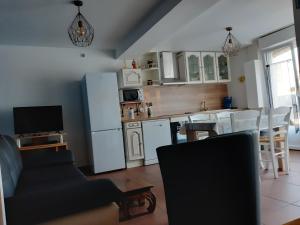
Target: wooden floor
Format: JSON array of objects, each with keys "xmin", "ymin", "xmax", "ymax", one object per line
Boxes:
[{"xmin": 88, "ymin": 150, "xmax": 300, "ymax": 225}]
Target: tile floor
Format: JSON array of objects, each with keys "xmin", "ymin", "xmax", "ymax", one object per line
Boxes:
[{"xmin": 89, "ymin": 150, "xmax": 300, "ymax": 225}]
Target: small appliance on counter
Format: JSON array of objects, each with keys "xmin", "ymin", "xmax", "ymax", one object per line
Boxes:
[
  {"xmin": 223, "ymin": 96, "xmax": 232, "ymax": 109},
  {"xmin": 120, "ymin": 88, "xmax": 144, "ymax": 102}
]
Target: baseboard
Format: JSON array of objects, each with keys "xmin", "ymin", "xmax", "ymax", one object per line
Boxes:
[
  {"xmin": 289, "ymin": 145, "xmax": 300, "ymax": 150},
  {"xmin": 144, "ymin": 158, "xmax": 158, "ymax": 165}
]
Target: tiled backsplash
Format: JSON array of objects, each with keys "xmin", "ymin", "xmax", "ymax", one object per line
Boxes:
[{"xmin": 143, "ymin": 84, "xmax": 228, "ymax": 116}]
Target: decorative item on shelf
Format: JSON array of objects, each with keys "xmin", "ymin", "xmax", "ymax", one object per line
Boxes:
[
  {"xmin": 223, "ymin": 27, "xmax": 240, "ymax": 57},
  {"xmin": 68, "ymin": 0, "xmax": 94, "ymax": 47},
  {"xmin": 239, "ymin": 75, "xmax": 246, "ymax": 83},
  {"xmin": 147, "ymin": 80, "xmax": 153, "ymax": 85},
  {"xmin": 147, "ymin": 60, "xmax": 153, "ymax": 68},
  {"xmin": 132, "ymin": 59, "xmax": 137, "ymax": 69}
]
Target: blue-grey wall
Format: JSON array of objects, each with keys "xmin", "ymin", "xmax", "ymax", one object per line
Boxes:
[{"xmin": 0, "ymin": 45, "xmax": 122, "ymax": 166}]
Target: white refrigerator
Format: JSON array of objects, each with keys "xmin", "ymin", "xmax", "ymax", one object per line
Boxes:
[{"xmin": 82, "ymin": 73, "xmax": 125, "ymax": 173}]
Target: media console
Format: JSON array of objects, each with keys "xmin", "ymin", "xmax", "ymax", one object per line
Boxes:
[{"xmin": 15, "ymin": 132, "xmax": 68, "ymax": 151}]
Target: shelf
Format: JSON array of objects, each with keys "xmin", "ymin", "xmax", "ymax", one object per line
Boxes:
[
  {"xmin": 142, "ymin": 67, "xmax": 159, "ymax": 72},
  {"xmin": 16, "ymin": 132, "xmax": 66, "ymax": 139},
  {"xmin": 19, "ymin": 142, "xmax": 68, "ymax": 151},
  {"xmin": 120, "ymin": 101, "xmax": 143, "ymax": 105}
]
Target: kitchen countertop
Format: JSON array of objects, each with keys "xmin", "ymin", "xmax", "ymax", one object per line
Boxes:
[{"xmin": 121, "ymin": 109, "xmax": 240, "ymax": 123}]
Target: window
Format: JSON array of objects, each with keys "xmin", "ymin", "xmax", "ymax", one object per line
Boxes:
[{"xmin": 265, "ymin": 44, "xmax": 300, "ymax": 132}]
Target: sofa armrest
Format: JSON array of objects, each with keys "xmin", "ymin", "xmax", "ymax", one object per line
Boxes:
[
  {"xmin": 21, "ymin": 149, "xmax": 74, "ymax": 169},
  {"xmin": 5, "ymin": 179, "xmax": 122, "ymax": 225}
]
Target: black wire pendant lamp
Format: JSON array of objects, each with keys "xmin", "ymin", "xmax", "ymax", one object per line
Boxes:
[
  {"xmin": 68, "ymin": 0, "xmax": 94, "ymax": 47},
  {"xmin": 222, "ymin": 27, "xmax": 240, "ymax": 57}
]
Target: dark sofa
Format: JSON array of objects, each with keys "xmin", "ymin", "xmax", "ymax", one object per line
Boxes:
[{"xmin": 0, "ymin": 135, "xmax": 121, "ymax": 225}]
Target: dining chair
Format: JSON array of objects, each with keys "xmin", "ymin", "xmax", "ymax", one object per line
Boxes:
[
  {"xmin": 259, "ymin": 107, "xmax": 292, "ymax": 178},
  {"xmin": 188, "ymin": 113, "xmax": 210, "ymax": 122},
  {"xmin": 230, "ymin": 109, "xmax": 263, "ymax": 169},
  {"xmin": 230, "ymin": 110, "xmax": 262, "ymax": 133},
  {"xmin": 188, "ymin": 113, "xmax": 211, "ymax": 140},
  {"xmin": 215, "ymin": 111, "xmax": 232, "ymax": 134}
]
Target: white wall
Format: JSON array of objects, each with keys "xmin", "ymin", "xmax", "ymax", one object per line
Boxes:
[{"xmin": 0, "ymin": 45, "xmax": 122, "ymax": 166}]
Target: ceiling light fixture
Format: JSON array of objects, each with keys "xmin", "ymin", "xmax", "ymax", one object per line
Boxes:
[
  {"xmin": 68, "ymin": 0, "xmax": 94, "ymax": 47},
  {"xmin": 222, "ymin": 27, "xmax": 240, "ymax": 57}
]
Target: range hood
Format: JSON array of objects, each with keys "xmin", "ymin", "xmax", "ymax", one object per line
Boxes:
[
  {"xmin": 160, "ymin": 52, "xmax": 180, "ymax": 82},
  {"xmin": 159, "ymin": 52, "xmax": 186, "ymax": 84}
]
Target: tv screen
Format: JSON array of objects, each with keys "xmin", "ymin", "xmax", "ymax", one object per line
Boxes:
[{"xmin": 13, "ymin": 106, "xmax": 64, "ymax": 134}]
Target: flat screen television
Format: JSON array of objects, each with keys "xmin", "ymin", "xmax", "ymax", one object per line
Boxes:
[{"xmin": 13, "ymin": 106, "xmax": 64, "ymax": 134}]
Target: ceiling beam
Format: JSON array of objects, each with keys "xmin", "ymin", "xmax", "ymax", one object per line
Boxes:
[
  {"xmin": 115, "ymin": 0, "xmax": 182, "ymax": 58},
  {"xmin": 115, "ymin": 0, "xmax": 221, "ymax": 59}
]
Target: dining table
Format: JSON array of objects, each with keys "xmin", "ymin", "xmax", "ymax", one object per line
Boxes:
[{"xmin": 185, "ymin": 113, "xmax": 287, "ymax": 170}]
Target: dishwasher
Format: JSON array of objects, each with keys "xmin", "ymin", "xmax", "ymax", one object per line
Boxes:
[{"xmin": 142, "ymin": 119, "xmax": 172, "ymax": 165}]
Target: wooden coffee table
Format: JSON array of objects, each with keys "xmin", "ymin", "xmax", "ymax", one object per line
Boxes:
[{"xmin": 110, "ymin": 178, "xmax": 156, "ymax": 221}]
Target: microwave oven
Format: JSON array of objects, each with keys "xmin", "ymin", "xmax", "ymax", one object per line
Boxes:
[{"xmin": 121, "ymin": 89, "xmax": 144, "ymax": 102}]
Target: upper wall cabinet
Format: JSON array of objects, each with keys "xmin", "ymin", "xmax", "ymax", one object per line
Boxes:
[
  {"xmin": 185, "ymin": 52, "xmax": 202, "ymax": 83},
  {"xmin": 216, "ymin": 52, "xmax": 231, "ymax": 82},
  {"xmin": 118, "ymin": 69, "xmax": 143, "ymax": 88},
  {"xmin": 201, "ymin": 52, "xmax": 218, "ymax": 83}
]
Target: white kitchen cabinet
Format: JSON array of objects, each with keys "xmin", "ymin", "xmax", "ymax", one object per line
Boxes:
[
  {"xmin": 142, "ymin": 119, "xmax": 172, "ymax": 165},
  {"xmin": 185, "ymin": 52, "xmax": 202, "ymax": 83},
  {"xmin": 123, "ymin": 122, "xmax": 144, "ymax": 168},
  {"xmin": 126, "ymin": 127, "xmax": 144, "ymax": 161},
  {"xmin": 118, "ymin": 69, "xmax": 143, "ymax": 88},
  {"xmin": 201, "ymin": 52, "xmax": 218, "ymax": 83},
  {"xmin": 216, "ymin": 52, "xmax": 231, "ymax": 82}
]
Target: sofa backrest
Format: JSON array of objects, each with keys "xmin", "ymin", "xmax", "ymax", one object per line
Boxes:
[{"xmin": 0, "ymin": 135, "xmax": 23, "ymax": 198}]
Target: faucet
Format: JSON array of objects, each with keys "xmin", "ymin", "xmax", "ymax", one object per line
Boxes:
[{"xmin": 200, "ymin": 100, "xmax": 208, "ymax": 111}]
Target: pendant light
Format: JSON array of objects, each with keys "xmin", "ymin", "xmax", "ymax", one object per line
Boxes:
[
  {"xmin": 68, "ymin": 0, "xmax": 94, "ymax": 47},
  {"xmin": 222, "ymin": 27, "xmax": 240, "ymax": 57}
]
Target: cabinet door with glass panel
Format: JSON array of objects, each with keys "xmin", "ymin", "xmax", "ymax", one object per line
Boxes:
[
  {"xmin": 216, "ymin": 52, "xmax": 231, "ymax": 82},
  {"xmin": 201, "ymin": 52, "xmax": 218, "ymax": 83},
  {"xmin": 185, "ymin": 52, "xmax": 202, "ymax": 83}
]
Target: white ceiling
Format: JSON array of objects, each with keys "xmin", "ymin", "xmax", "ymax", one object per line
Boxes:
[
  {"xmin": 154, "ymin": 0, "xmax": 295, "ymax": 52},
  {"xmin": 0, "ymin": 0, "xmax": 295, "ymax": 53},
  {"xmin": 0, "ymin": 0, "xmax": 161, "ymax": 49}
]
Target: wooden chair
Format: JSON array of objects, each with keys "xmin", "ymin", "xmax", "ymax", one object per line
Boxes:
[
  {"xmin": 259, "ymin": 107, "xmax": 292, "ymax": 179},
  {"xmin": 215, "ymin": 111, "xmax": 232, "ymax": 134}
]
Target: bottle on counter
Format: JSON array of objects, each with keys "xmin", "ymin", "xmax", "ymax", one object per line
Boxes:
[
  {"xmin": 128, "ymin": 107, "xmax": 135, "ymax": 119},
  {"xmin": 146, "ymin": 102, "xmax": 153, "ymax": 117}
]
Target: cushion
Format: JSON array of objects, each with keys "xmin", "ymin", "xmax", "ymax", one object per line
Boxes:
[
  {"xmin": 16, "ymin": 164, "xmax": 86, "ymax": 196},
  {"xmin": 0, "ymin": 151, "xmax": 16, "ymax": 198},
  {"xmin": 0, "ymin": 136, "xmax": 22, "ymax": 197},
  {"xmin": 1, "ymin": 135, "xmax": 23, "ymax": 183}
]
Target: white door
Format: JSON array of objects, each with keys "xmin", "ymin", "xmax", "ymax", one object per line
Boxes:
[
  {"xmin": 85, "ymin": 73, "xmax": 122, "ymax": 131},
  {"xmin": 201, "ymin": 52, "xmax": 217, "ymax": 83},
  {"xmin": 91, "ymin": 129, "xmax": 125, "ymax": 173},
  {"xmin": 142, "ymin": 119, "xmax": 172, "ymax": 165},
  {"xmin": 126, "ymin": 128, "xmax": 144, "ymax": 160}
]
